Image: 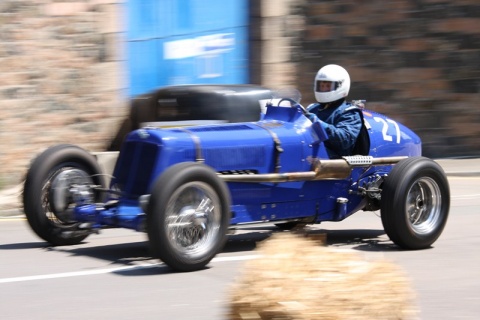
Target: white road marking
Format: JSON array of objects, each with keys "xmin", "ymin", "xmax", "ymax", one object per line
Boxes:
[
  {"xmin": 452, "ymin": 194, "xmax": 480, "ymax": 199},
  {"xmin": 0, "ymin": 255, "xmax": 258, "ymax": 284},
  {"xmin": 0, "ymin": 216, "xmax": 25, "ymax": 220}
]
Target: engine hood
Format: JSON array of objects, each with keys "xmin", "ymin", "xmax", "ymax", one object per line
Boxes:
[{"xmin": 126, "ymin": 112, "xmax": 319, "ymax": 174}]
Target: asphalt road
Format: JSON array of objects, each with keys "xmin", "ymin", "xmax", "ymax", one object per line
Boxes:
[{"xmin": 1, "ymin": 176, "xmax": 479, "ymax": 319}]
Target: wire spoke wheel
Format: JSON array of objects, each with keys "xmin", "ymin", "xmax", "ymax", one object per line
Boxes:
[
  {"xmin": 45, "ymin": 168, "xmax": 95, "ymax": 225},
  {"xmin": 147, "ymin": 162, "xmax": 231, "ymax": 272},
  {"xmin": 165, "ymin": 182, "xmax": 222, "ymax": 259},
  {"xmin": 23, "ymin": 144, "xmax": 106, "ymax": 246}
]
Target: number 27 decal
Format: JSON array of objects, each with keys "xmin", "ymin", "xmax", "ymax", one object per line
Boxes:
[{"xmin": 373, "ymin": 117, "xmax": 401, "ymax": 143}]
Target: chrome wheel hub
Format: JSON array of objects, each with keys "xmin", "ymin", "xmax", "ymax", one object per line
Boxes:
[
  {"xmin": 406, "ymin": 177, "xmax": 442, "ymax": 234},
  {"xmin": 46, "ymin": 168, "xmax": 94, "ymax": 223},
  {"xmin": 165, "ymin": 182, "xmax": 221, "ymax": 259}
]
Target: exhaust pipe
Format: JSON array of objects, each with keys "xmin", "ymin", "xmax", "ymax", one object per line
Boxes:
[{"xmin": 219, "ymin": 156, "xmax": 407, "ymax": 183}]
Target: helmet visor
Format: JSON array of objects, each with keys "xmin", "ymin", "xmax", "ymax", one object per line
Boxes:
[{"xmin": 315, "ymin": 80, "xmax": 336, "ymax": 92}]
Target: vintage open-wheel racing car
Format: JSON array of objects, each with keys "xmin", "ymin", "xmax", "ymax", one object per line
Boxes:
[{"xmin": 23, "ymin": 85, "xmax": 450, "ymax": 272}]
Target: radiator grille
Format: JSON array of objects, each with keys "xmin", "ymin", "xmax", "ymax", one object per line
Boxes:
[{"xmin": 114, "ymin": 141, "xmax": 159, "ymax": 198}]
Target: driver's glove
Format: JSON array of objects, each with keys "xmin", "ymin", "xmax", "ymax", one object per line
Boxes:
[
  {"xmin": 306, "ymin": 112, "xmax": 319, "ymax": 123},
  {"xmin": 306, "ymin": 112, "xmax": 329, "ymax": 131}
]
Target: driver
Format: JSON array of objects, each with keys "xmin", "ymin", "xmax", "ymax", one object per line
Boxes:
[{"xmin": 306, "ymin": 64, "xmax": 363, "ymax": 158}]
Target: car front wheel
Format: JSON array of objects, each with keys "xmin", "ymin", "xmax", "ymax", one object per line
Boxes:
[{"xmin": 146, "ymin": 162, "xmax": 231, "ymax": 272}]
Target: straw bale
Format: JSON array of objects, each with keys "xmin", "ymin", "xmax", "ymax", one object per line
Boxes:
[{"xmin": 228, "ymin": 233, "xmax": 417, "ymax": 320}]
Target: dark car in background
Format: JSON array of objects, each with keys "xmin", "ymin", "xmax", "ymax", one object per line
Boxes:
[{"xmin": 108, "ymin": 84, "xmax": 274, "ymax": 151}]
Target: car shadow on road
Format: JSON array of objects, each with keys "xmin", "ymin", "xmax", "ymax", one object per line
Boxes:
[
  {"xmin": 223, "ymin": 226, "xmax": 402, "ymax": 253},
  {"xmin": 48, "ymin": 241, "xmax": 174, "ymax": 275},
  {"xmin": 316, "ymin": 229, "xmax": 403, "ymax": 252},
  {"xmin": 0, "ymin": 242, "xmax": 50, "ymax": 250},
  {"xmin": 0, "ymin": 227, "xmax": 402, "ymax": 276}
]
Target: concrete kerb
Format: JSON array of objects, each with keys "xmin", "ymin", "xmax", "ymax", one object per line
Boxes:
[
  {"xmin": 0, "ymin": 184, "xmax": 23, "ymax": 218},
  {"xmin": 434, "ymin": 158, "xmax": 480, "ymax": 177},
  {"xmin": 1, "ymin": 158, "xmax": 479, "ymax": 217}
]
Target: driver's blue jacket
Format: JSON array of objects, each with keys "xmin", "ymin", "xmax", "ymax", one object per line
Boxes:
[{"xmin": 307, "ymin": 100, "xmax": 362, "ymax": 158}]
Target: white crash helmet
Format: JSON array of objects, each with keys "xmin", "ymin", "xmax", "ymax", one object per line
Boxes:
[{"xmin": 314, "ymin": 64, "xmax": 351, "ymax": 103}]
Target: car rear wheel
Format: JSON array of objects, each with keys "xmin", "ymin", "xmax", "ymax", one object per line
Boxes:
[
  {"xmin": 380, "ymin": 157, "xmax": 450, "ymax": 249},
  {"xmin": 23, "ymin": 144, "xmax": 106, "ymax": 246},
  {"xmin": 147, "ymin": 162, "xmax": 231, "ymax": 272}
]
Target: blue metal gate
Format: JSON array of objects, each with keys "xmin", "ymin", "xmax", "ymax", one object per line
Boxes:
[{"xmin": 125, "ymin": 0, "xmax": 249, "ymax": 96}]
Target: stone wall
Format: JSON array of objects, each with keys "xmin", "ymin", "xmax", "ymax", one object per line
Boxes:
[
  {"xmin": 0, "ymin": 0, "xmax": 127, "ymax": 188},
  {"xmin": 251, "ymin": 0, "xmax": 305, "ymax": 89},
  {"xmin": 294, "ymin": 0, "xmax": 480, "ymax": 158},
  {"xmin": 1, "ymin": 0, "xmax": 479, "ymax": 189}
]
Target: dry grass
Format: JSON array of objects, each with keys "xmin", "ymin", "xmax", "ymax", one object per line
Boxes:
[{"xmin": 228, "ymin": 233, "xmax": 418, "ymax": 320}]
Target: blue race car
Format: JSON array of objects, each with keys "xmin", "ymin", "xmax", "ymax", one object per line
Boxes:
[{"xmin": 23, "ymin": 88, "xmax": 450, "ymax": 272}]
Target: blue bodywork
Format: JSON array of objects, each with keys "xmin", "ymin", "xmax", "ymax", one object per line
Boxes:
[{"xmin": 74, "ymin": 104, "xmax": 421, "ymax": 231}]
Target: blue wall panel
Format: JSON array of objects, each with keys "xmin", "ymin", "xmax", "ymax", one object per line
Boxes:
[
  {"xmin": 127, "ymin": 40, "xmax": 161, "ymax": 96},
  {"xmin": 126, "ymin": 0, "xmax": 249, "ymax": 96}
]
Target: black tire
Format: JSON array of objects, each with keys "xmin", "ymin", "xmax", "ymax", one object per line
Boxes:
[
  {"xmin": 23, "ymin": 144, "xmax": 106, "ymax": 246},
  {"xmin": 381, "ymin": 157, "xmax": 450, "ymax": 249},
  {"xmin": 146, "ymin": 162, "xmax": 231, "ymax": 272}
]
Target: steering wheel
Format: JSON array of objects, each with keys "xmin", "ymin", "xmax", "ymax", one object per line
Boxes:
[{"xmin": 277, "ymin": 98, "xmax": 309, "ymax": 115}]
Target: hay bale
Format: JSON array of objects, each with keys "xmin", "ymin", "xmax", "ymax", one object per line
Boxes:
[{"xmin": 228, "ymin": 233, "xmax": 418, "ymax": 320}]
